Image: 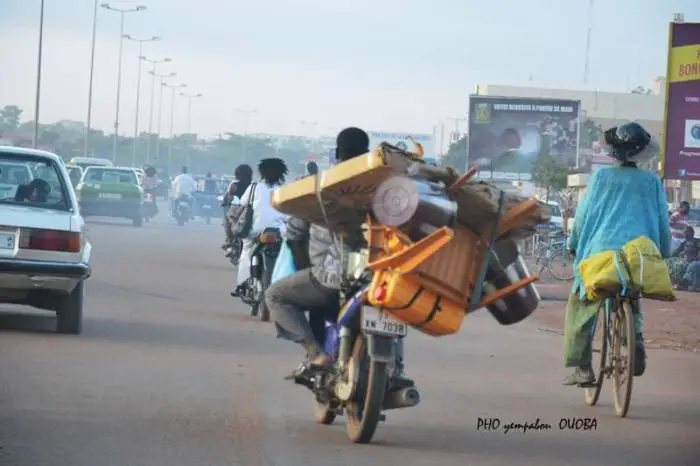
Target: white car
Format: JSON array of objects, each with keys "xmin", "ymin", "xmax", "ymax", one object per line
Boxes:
[{"xmin": 0, "ymin": 146, "xmax": 91, "ymax": 334}]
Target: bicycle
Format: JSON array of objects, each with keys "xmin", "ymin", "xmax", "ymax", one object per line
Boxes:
[
  {"xmin": 582, "ymin": 251, "xmax": 640, "ymax": 418},
  {"xmin": 531, "ymin": 227, "xmax": 575, "ymax": 281}
]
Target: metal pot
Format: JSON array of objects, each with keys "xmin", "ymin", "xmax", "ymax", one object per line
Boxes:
[
  {"xmin": 482, "ymin": 239, "xmax": 540, "ymax": 325},
  {"xmin": 372, "ymin": 176, "xmax": 457, "ymax": 242}
]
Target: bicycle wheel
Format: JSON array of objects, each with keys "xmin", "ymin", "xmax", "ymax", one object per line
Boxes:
[
  {"xmin": 611, "ymin": 299, "xmax": 636, "ymax": 418},
  {"xmin": 584, "ymin": 301, "xmax": 608, "ymax": 406},
  {"xmin": 547, "ymin": 248, "xmax": 575, "ymax": 281}
]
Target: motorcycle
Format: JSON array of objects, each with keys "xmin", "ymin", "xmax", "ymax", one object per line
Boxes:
[
  {"xmin": 173, "ymin": 194, "xmax": 192, "ymax": 226},
  {"xmin": 238, "ymin": 227, "xmax": 282, "ymax": 321},
  {"xmin": 142, "ymin": 191, "xmax": 158, "ymax": 222},
  {"xmin": 287, "ymin": 175, "xmax": 541, "ymax": 444}
]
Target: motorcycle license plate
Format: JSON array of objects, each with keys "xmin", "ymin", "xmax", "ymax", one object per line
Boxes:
[{"xmin": 361, "ymin": 306, "xmax": 408, "ymax": 337}]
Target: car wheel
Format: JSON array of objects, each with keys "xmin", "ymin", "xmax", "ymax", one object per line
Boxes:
[
  {"xmin": 133, "ymin": 215, "xmax": 143, "ymax": 227},
  {"xmin": 56, "ymin": 281, "xmax": 84, "ymax": 335}
]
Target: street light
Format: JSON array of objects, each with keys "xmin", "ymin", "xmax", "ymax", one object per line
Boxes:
[
  {"xmin": 150, "ymin": 70, "xmax": 176, "ymax": 161},
  {"xmin": 142, "ymin": 57, "xmax": 172, "ymax": 162},
  {"xmin": 180, "ymin": 92, "xmax": 202, "ymax": 167},
  {"xmin": 180, "ymin": 92, "xmax": 203, "ymax": 135},
  {"xmin": 162, "ymin": 81, "xmax": 187, "ymax": 170},
  {"xmin": 32, "ymin": 0, "xmax": 46, "ymax": 148},
  {"xmin": 124, "ymin": 34, "xmax": 160, "ymax": 166},
  {"xmin": 84, "ymin": 0, "xmax": 99, "ymax": 156},
  {"xmin": 101, "ymin": 2, "xmax": 146, "ymax": 162}
]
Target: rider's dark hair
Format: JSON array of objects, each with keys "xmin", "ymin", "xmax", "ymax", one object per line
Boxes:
[
  {"xmin": 336, "ymin": 127, "xmax": 369, "ymax": 162},
  {"xmin": 181, "ymin": 166, "xmax": 188, "ymax": 174},
  {"xmin": 604, "ymin": 122, "xmax": 651, "ymax": 164},
  {"xmin": 234, "ymin": 164, "xmax": 253, "ymax": 184},
  {"xmin": 258, "ymin": 158, "xmax": 288, "ymax": 186}
]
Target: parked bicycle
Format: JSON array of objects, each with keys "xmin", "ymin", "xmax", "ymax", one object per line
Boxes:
[
  {"xmin": 582, "ymin": 251, "xmax": 639, "ymax": 418},
  {"xmin": 530, "ymin": 226, "xmax": 575, "ymax": 281}
]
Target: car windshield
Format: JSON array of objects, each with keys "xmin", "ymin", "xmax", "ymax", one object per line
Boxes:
[
  {"xmin": 84, "ymin": 168, "xmax": 138, "ymax": 185},
  {"xmin": 0, "ymin": 153, "xmax": 70, "ymax": 211}
]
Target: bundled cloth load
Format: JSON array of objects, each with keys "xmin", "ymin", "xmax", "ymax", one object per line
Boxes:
[{"xmin": 271, "ymin": 143, "xmax": 551, "ymax": 336}]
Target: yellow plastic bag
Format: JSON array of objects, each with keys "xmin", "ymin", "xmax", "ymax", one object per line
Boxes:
[{"xmin": 578, "ymin": 236, "xmax": 675, "ymax": 301}]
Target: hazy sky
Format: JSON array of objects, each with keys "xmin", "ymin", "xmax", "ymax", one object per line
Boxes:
[{"xmin": 0, "ymin": 0, "xmax": 696, "ymax": 138}]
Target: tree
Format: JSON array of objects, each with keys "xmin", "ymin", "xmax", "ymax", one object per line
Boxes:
[
  {"xmin": 532, "ymin": 153, "xmax": 568, "ymax": 202},
  {"xmin": 0, "ymin": 103, "xmax": 332, "ymax": 176},
  {"xmin": 0, "ymin": 105, "xmax": 23, "ymax": 131},
  {"xmin": 440, "ymin": 135, "xmax": 468, "ymax": 172},
  {"xmin": 579, "ymin": 118, "xmax": 603, "ymax": 149}
]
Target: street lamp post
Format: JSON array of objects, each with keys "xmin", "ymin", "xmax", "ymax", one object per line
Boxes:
[
  {"xmin": 101, "ymin": 3, "xmax": 146, "ymax": 163},
  {"xmin": 84, "ymin": 0, "xmax": 99, "ymax": 156},
  {"xmin": 124, "ymin": 35, "xmax": 160, "ymax": 167},
  {"xmin": 32, "ymin": 0, "xmax": 46, "ymax": 148},
  {"xmin": 150, "ymin": 71, "xmax": 176, "ymax": 162},
  {"xmin": 180, "ymin": 92, "xmax": 202, "ymax": 167},
  {"xmin": 141, "ymin": 57, "xmax": 172, "ymax": 163},
  {"xmin": 163, "ymin": 82, "xmax": 187, "ymax": 169}
]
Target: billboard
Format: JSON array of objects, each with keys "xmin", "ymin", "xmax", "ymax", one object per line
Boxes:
[
  {"xmin": 367, "ymin": 131, "xmax": 435, "ymax": 158},
  {"xmin": 468, "ymin": 96, "xmax": 580, "ymax": 181},
  {"xmin": 661, "ymin": 22, "xmax": 700, "ymax": 180}
]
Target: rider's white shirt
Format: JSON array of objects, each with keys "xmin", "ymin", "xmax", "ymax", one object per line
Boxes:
[
  {"xmin": 239, "ymin": 182, "xmax": 287, "ymax": 236},
  {"xmin": 236, "ymin": 182, "xmax": 287, "ymax": 286},
  {"xmin": 172, "ymin": 174, "xmax": 197, "ymax": 197}
]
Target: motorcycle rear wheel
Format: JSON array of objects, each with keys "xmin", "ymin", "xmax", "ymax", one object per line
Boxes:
[{"xmin": 345, "ymin": 334, "xmax": 388, "ymax": 444}]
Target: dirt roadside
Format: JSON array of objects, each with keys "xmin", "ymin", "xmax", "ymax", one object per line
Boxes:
[{"xmin": 534, "ymin": 283, "xmax": 700, "ymax": 352}]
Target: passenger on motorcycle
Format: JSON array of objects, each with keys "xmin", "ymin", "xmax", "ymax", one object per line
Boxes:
[
  {"xmin": 231, "ymin": 158, "xmax": 289, "ymax": 295},
  {"xmin": 265, "ymin": 127, "xmax": 413, "ymax": 386},
  {"xmin": 563, "ymin": 122, "xmax": 671, "ymax": 385},
  {"xmin": 171, "ymin": 166, "xmax": 197, "ymax": 216},
  {"xmin": 222, "ymin": 164, "xmax": 253, "ymax": 254}
]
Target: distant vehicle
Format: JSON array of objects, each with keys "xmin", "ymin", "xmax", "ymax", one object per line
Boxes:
[
  {"xmin": 68, "ymin": 156, "xmax": 113, "ymax": 171},
  {"xmin": 0, "ymin": 146, "xmax": 91, "ymax": 334},
  {"xmin": 545, "ymin": 200, "xmax": 563, "ymax": 228},
  {"xmin": 75, "ymin": 166, "xmax": 144, "ymax": 227}
]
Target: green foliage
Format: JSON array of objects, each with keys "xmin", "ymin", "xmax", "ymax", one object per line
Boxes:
[
  {"xmin": 0, "ymin": 105, "xmax": 23, "ymax": 131},
  {"xmin": 579, "ymin": 118, "xmax": 603, "ymax": 149},
  {"xmin": 532, "ymin": 152, "xmax": 568, "ymax": 202},
  {"xmin": 440, "ymin": 135, "xmax": 468, "ymax": 171},
  {"xmin": 0, "ymin": 104, "xmax": 315, "ymax": 176}
]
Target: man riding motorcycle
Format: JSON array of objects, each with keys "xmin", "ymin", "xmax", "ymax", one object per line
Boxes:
[
  {"xmin": 171, "ymin": 166, "xmax": 197, "ymax": 217},
  {"xmin": 202, "ymin": 172, "xmax": 219, "ymax": 194},
  {"xmin": 264, "ymin": 127, "xmax": 412, "ymax": 387},
  {"xmin": 231, "ymin": 158, "xmax": 288, "ymax": 296}
]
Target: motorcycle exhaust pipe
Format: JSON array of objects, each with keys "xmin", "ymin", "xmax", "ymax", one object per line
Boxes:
[{"xmin": 382, "ymin": 387, "xmax": 420, "ymax": 411}]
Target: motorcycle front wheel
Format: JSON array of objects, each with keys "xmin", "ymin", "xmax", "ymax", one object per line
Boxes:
[{"xmin": 345, "ymin": 334, "xmax": 388, "ymax": 444}]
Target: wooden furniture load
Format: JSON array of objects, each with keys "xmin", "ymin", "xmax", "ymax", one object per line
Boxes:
[{"xmin": 271, "ymin": 143, "xmax": 548, "ymax": 336}]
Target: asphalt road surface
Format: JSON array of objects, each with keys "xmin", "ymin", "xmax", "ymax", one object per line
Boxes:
[{"xmin": 2, "ymin": 211, "xmax": 700, "ymax": 466}]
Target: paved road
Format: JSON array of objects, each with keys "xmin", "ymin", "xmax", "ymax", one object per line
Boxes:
[{"xmin": 2, "ymin": 213, "xmax": 700, "ymax": 466}]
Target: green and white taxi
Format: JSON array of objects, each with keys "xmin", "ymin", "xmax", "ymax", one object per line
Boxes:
[{"xmin": 75, "ymin": 166, "xmax": 144, "ymax": 226}]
